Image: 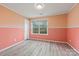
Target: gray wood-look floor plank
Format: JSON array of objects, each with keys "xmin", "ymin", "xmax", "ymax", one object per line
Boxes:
[{"xmin": 0, "ymin": 40, "xmax": 79, "ymax": 56}]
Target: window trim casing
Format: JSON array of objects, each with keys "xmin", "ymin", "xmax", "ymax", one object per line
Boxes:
[{"xmin": 31, "ymin": 18, "xmax": 48, "ymax": 35}]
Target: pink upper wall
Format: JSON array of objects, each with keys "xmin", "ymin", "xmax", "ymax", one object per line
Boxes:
[
  {"xmin": 68, "ymin": 4, "xmax": 79, "ymax": 27},
  {"xmin": 0, "ymin": 5, "xmax": 24, "ymax": 27},
  {"xmin": 30, "ymin": 14, "xmax": 67, "ymax": 42},
  {"xmin": 67, "ymin": 4, "xmax": 79, "ymax": 52},
  {"xmin": 0, "ymin": 5, "xmax": 25, "ymax": 50}
]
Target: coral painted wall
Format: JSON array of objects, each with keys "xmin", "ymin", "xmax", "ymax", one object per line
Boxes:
[
  {"xmin": 67, "ymin": 4, "xmax": 79, "ymax": 52},
  {"xmin": 30, "ymin": 14, "xmax": 67, "ymax": 42},
  {"xmin": 1, "ymin": 3, "xmax": 79, "ymax": 53},
  {"xmin": 0, "ymin": 5, "xmax": 25, "ymax": 50}
]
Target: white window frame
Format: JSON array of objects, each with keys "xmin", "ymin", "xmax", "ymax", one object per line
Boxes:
[{"xmin": 31, "ymin": 18, "xmax": 48, "ymax": 35}]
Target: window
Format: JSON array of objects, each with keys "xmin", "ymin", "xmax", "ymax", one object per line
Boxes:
[{"xmin": 32, "ymin": 19, "xmax": 48, "ymax": 34}]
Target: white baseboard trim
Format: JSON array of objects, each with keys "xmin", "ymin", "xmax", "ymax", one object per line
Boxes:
[
  {"xmin": 0, "ymin": 40, "xmax": 24, "ymax": 52},
  {"xmin": 30, "ymin": 38, "xmax": 67, "ymax": 44},
  {"xmin": 50, "ymin": 40, "xmax": 67, "ymax": 44},
  {"xmin": 31, "ymin": 38, "xmax": 79, "ymax": 54},
  {"xmin": 66, "ymin": 42, "xmax": 79, "ymax": 54},
  {"xmin": 0, "ymin": 39, "xmax": 79, "ymax": 54}
]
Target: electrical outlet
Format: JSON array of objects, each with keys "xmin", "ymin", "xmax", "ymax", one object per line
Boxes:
[
  {"xmin": 69, "ymin": 40, "xmax": 71, "ymax": 42},
  {"xmin": 14, "ymin": 39, "xmax": 16, "ymax": 42}
]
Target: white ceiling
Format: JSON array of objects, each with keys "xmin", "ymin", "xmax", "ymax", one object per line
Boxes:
[{"xmin": 1, "ymin": 3, "xmax": 75, "ymax": 18}]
